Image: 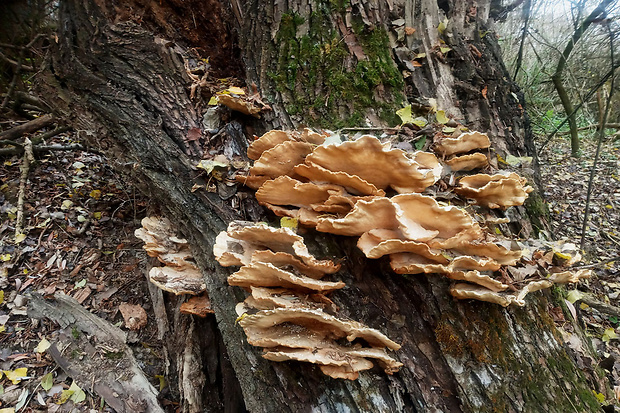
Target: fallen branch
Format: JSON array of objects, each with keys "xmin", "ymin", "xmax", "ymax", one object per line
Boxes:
[
  {"xmin": 15, "ymin": 138, "xmax": 34, "ymax": 237},
  {"xmin": 0, "ymin": 113, "xmax": 55, "ymax": 141},
  {"xmin": 0, "ymin": 143, "xmax": 90, "ymax": 156},
  {"xmin": 27, "ymin": 292, "xmax": 165, "ymax": 413},
  {"xmin": 571, "ymin": 256, "xmax": 620, "ymax": 270},
  {"xmin": 0, "ymin": 49, "xmax": 35, "ymax": 71},
  {"xmin": 578, "ymin": 294, "xmax": 620, "ymax": 318}
]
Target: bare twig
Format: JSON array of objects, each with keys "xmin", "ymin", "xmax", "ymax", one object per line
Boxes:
[
  {"xmin": 513, "ymin": 0, "xmax": 532, "ymax": 79},
  {"xmin": 0, "ymin": 143, "xmax": 90, "ymax": 156},
  {"xmin": 571, "ymin": 256, "xmax": 620, "ymax": 270},
  {"xmin": 0, "ymin": 114, "xmax": 55, "ymax": 141},
  {"xmin": 15, "ymin": 138, "xmax": 34, "ymax": 237},
  {"xmin": 580, "ymin": 22, "xmax": 616, "ymax": 250}
]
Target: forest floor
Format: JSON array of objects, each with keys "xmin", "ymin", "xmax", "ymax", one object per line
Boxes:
[{"xmin": 0, "ymin": 128, "xmax": 619, "ymax": 411}]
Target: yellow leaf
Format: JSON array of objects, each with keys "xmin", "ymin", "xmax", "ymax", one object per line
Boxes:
[
  {"xmin": 412, "ymin": 117, "xmax": 428, "ymax": 128},
  {"xmin": 3, "ymin": 161, "xmax": 12, "ymax": 166},
  {"xmin": 3, "ymin": 367, "xmax": 28, "ymax": 384},
  {"xmin": 235, "ymin": 313, "xmax": 248, "ymax": 325},
  {"xmin": 280, "ymin": 217, "xmax": 298, "ymax": 230},
  {"xmin": 155, "ymin": 374, "xmax": 166, "ymax": 392},
  {"xmin": 0, "ymin": 409, "xmax": 15, "ymax": 413},
  {"xmin": 41, "ymin": 372, "xmax": 54, "ymax": 391},
  {"xmin": 396, "ymin": 105, "xmax": 414, "ymax": 124},
  {"xmin": 226, "ymin": 86, "xmax": 245, "ymax": 95},
  {"xmin": 93, "ymin": 212, "xmax": 102, "ymax": 220},
  {"xmin": 440, "ymin": 46, "xmax": 451, "ymax": 54},
  {"xmin": 0, "ymin": 254, "xmax": 10, "ymax": 262},
  {"xmin": 579, "ymin": 303, "xmax": 590, "ymax": 310},
  {"xmin": 566, "ymin": 290, "xmax": 583, "ymax": 304},
  {"xmin": 14, "ymin": 233, "xmax": 26, "ymax": 244},
  {"xmin": 0, "ymin": 290, "xmax": 4, "ymax": 305},
  {"xmin": 438, "ymin": 19, "xmax": 448, "ymax": 34},
  {"xmin": 593, "ymin": 390, "xmax": 606, "ymax": 403},
  {"xmin": 414, "ymin": 52, "xmax": 426, "ymax": 59},
  {"xmin": 61, "ymin": 200, "xmax": 73, "ymax": 210},
  {"xmin": 35, "ymin": 338, "xmax": 51, "ymax": 353},
  {"xmin": 435, "ymin": 110, "xmax": 449, "ymax": 124},
  {"xmin": 89, "ymin": 189, "xmax": 102, "ymax": 199},
  {"xmin": 208, "ymin": 96, "xmax": 219, "ymax": 105},
  {"xmin": 57, "ymin": 389, "xmax": 74, "ymax": 404},
  {"xmin": 606, "ymin": 204, "xmax": 613, "ymax": 209},
  {"xmin": 69, "ymin": 381, "xmax": 86, "ymax": 403},
  {"xmin": 0, "ymin": 326, "xmax": 5, "ymax": 333},
  {"xmin": 603, "ymin": 328, "xmax": 617, "ymax": 342}
]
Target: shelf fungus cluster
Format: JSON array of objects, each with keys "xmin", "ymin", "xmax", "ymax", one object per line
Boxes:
[
  {"xmin": 135, "ymin": 217, "xmax": 213, "ymax": 317},
  {"xmin": 214, "ymin": 221, "xmax": 402, "ymax": 380},
  {"xmin": 233, "ymin": 129, "xmax": 590, "ymax": 307}
]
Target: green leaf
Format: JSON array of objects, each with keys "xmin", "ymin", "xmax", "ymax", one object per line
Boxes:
[
  {"xmin": 435, "ymin": 110, "xmax": 449, "ymax": 124},
  {"xmin": 14, "ymin": 233, "xmax": 26, "ymax": 244},
  {"xmin": 442, "ymin": 126, "xmax": 456, "ymax": 133},
  {"xmin": 440, "ymin": 46, "xmax": 451, "ymax": 54},
  {"xmin": 41, "ymin": 372, "xmax": 54, "ymax": 391},
  {"xmin": 396, "ymin": 105, "xmax": 413, "ymax": 124},
  {"xmin": 74, "ymin": 279, "xmax": 87, "ymax": 289},
  {"xmin": 414, "ymin": 137, "xmax": 426, "ymax": 150},
  {"xmin": 610, "ymin": 316, "xmax": 618, "ymax": 324}
]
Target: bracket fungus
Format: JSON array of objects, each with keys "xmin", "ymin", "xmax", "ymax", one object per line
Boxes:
[
  {"xmin": 214, "ymin": 221, "xmax": 402, "ymax": 380},
  {"xmin": 231, "ymin": 128, "xmax": 590, "ymax": 311},
  {"xmin": 135, "ymin": 217, "xmax": 206, "ymax": 295}
]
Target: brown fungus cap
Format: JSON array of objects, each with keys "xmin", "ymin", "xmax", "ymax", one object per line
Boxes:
[
  {"xmin": 305, "ymin": 135, "xmax": 441, "ymax": 193},
  {"xmin": 445, "ymin": 152, "xmax": 489, "ymax": 172},
  {"xmin": 255, "ymin": 176, "xmax": 344, "ymax": 209},
  {"xmin": 218, "ymin": 94, "xmax": 261, "ymax": 117},
  {"xmin": 228, "ymin": 261, "xmax": 346, "ymax": 292},
  {"xmin": 455, "ymin": 172, "xmax": 534, "ymax": 209},
  {"xmin": 249, "ymin": 140, "xmax": 313, "ymax": 179},
  {"xmin": 247, "ymin": 130, "xmax": 294, "ymax": 160},
  {"xmin": 294, "ymin": 162, "xmax": 386, "ymax": 196},
  {"xmin": 434, "ymin": 131, "xmax": 491, "ymax": 156},
  {"xmin": 239, "ymin": 308, "xmax": 401, "ymax": 350}
]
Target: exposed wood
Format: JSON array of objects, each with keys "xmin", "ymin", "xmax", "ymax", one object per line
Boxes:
[
  {"xmin": 14, "ymin": 138, "xmax": 33, "ymax": 237},
  {"xmin": 27, "ymin": 292, "xmax": 165, "ymax": 413}
]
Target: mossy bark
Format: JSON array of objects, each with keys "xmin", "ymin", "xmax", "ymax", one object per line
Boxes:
[{"xmin": 39, "ymin": 0, "xmax": 605, "ymax": 411}]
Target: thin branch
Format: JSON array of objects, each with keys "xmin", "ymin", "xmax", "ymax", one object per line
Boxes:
[
  {"xmin": 0, "ymin": 114, "xmax": 55, "ymax": 141},
  {"xmin": 580, "ymin": 21, "xmax": 616, "ymax": 250},
  {"xmin": 513, "ymin": 0, "xmax": 532, "ymax": 80},
  {"xmin": 0, "ymin": 49, "xmax": 34, "ymax": 71},
  {"xmin": 0, "ymin": 143, "xmax": 91, "ymax": 156},
  {"xmin": 571, "ymin": 256, "xmax": 620, "ymax": 270},
  {"xmin": 15, "ymin": 138, "xmax": 34, "ymax": 237}
]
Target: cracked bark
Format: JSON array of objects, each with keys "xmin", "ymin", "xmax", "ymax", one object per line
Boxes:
[{"xmin": 38, "ymin": 0, "xmax": 605, "ymax": 411}]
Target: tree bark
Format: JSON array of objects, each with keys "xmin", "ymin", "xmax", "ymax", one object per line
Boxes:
[{"xmin": 38, "ymin": 0, "xmax": 606, "ymax": 411}]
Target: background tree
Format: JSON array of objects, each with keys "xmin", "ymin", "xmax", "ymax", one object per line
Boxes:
[{"xmin": 17, "ymin": 0, "xmax": 608, "ymax": 411}]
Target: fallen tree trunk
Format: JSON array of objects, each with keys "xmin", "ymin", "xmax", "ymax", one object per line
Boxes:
[{"xmin": 37, "ymin": 0, "xmax": 606, "ymax": 411}]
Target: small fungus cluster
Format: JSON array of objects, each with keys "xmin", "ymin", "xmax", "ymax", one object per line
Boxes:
[
  {"xmin": 135, "ymin": 217, "xmax": 213, "ymax": 317},
  {"xmin": 234, "ymin": 129, "xmax": 589, "ymax": 307},
  {"xmin": 214, "ymin": 221, "xmax": 402, "ymax": 380}
]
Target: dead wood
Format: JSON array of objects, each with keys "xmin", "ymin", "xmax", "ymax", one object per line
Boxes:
[
  {"xmin": 15, "ymin": 138, "xmax": 33, "ymax": 237},
  {"xmin": 27, "ymin": 292, "xmax": 165, "ymax": 413},
  {"xmin": 0, "ymin": 113, "xmax": 55, "ymax": 141}
]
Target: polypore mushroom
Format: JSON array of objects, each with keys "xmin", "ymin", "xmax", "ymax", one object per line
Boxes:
[
  {"xmin": 445, "ymin": 152, "xmax": 489, "ymax": 172},
  {"xmin": 294, "ymin": 162, "xmax": 386, "ymax": 196},
  {"xmin": 247, "ymin": 130, "xmax": 294, "ymax": 160},
  {"xmin": 218, "ymin": 94, "xmax": 261, "ymax": 117},
  {"xmin": 455, "ymin": 172, "xmax": 534, "ymax": 209},
  {"xmin": 135, "ymin": 217, "xmax": 206, "ymax": 295},
  {"xmin": 434, "ymin": 131, "xmax": 491, "ymax": 156},
  {"xmin": 305, "ymin": 135, "xmax": 441, "ymax": 193}
]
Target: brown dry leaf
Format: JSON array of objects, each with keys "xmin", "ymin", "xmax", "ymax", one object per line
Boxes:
[
  {"xmin": 405, "ymin": 27, "xmax": 416, "ymax": 35},
  {"xmin": 180, "ymin": 294, "xmax": 214, "ymax": 317},
  {"xmin": 481, "ymin": 85, "xmax": 488, "ymax": 99},
  {"xmin": 73, "ymin": 286, "xmax": 92, "ymax": 304},
  {"xmin": 119, "ymin": 303, "xmax": 148, "ymax": 330}
]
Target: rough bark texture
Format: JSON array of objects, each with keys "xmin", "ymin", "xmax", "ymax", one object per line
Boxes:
[{"xmin": 39, "ymin": 0, "xmax": 605, "ymax": 411}]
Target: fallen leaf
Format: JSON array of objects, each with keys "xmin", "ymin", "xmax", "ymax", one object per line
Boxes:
[
  {"xmin": 566, "ymin": 290, "xmax": 583, "ymax": 304},
  {"xmin": 14, "ymin": 233, "xmax": 26, "ymax": 243},
  {"xmin": 0, "ymin": 254, "xmax": 10, "ymax": 262},
  {"xmin": 208, "ymin": 96, "xmax": 219, "ymax": 105},
  {"xmin": 280, "ymin": 217, "xmax": 298, "ymax": 230},
  {"xmin": 405, "ymin": 27, "xmax": 416, "ymax": 35},
  {"xmin": 603, "ymin": 327, "xmax": 617, "ymax": 342},
  {"xmin": 41, "ymin": 372, "xmax": 54, "ymax": 391},
  {"xmin": 35, "ymin": 338, "xmax": 51, "ymax": 353},
  {"xmin": 155, "ymin": 375, "xmax": 166, "ymax": 392},
  {"xmin": 89, "ymin": 189, "xmax": 102, "ymax": 199},
  {"xmin": 3, "ymin": 367, "xmax": 28, "ymax": 384},
  {"xmin": 119, "ymin": 303, "xmax": 148, "ymax": 330},
  {"xmin": 482, "ymin": 85, "xmax": 488, "ymax": 99},
  {"xmin": 435, "ymin": 110, "xmax": 449, "ymax": 124},
  {"xmin": 68, "ymin": 381, "xmax": 86, "ymax": 403}
]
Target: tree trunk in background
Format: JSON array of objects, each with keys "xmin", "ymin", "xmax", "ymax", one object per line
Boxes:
[{"xmin": 38, "ymin": 0, "xmax": 606, "ymax": 411}]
